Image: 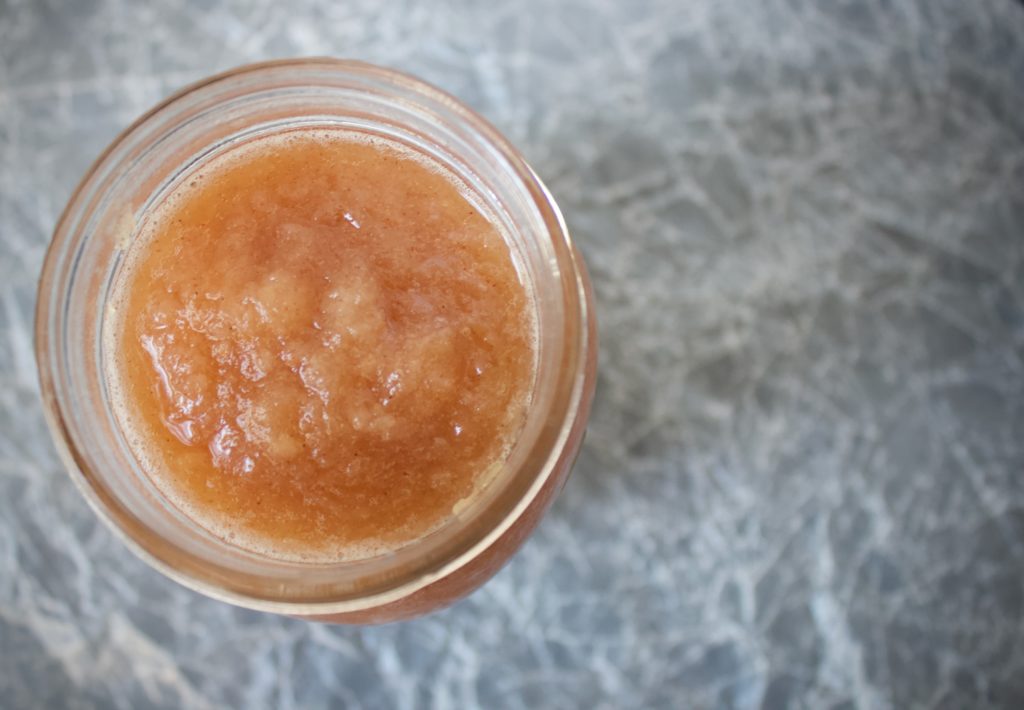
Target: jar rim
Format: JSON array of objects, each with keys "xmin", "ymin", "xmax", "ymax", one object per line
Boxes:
[{"xmin": 36, "ymin": 58, "xmax": 595, "ymax": 614}]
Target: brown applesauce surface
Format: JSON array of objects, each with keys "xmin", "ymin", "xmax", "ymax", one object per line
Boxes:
[{"xmin": 106, "ymin": 130, "xmax": 535, "ymax": 561}]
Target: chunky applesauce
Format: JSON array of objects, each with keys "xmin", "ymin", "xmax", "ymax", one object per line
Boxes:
[{"xmin": 106, "ymin": 130, "xmax": 535, "ymax": 561}]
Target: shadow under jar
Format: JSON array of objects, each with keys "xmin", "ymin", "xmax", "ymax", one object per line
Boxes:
[{"xmin": 35, "ymin": 59, "xmax": 597, "ymax": 623}]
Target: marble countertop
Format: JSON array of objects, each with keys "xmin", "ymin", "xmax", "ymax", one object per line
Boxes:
[{"xmin": 3, "ymin": 0, "xmax": 1024, "ymax": 707}]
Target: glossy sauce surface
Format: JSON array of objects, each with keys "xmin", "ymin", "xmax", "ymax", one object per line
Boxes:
[{"xmin": 107, "ymin": 131, "xmax": 535, "ymax": 561}]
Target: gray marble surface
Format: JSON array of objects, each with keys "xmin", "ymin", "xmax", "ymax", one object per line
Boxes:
[{"xmin": 3, "ymin": 0, "xmax": 1024, "ymax": 707}]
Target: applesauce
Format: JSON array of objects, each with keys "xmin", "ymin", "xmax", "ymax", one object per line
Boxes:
[{"xmin": 106, "ymin": 129, "xmax": 536, "ymax": 562}]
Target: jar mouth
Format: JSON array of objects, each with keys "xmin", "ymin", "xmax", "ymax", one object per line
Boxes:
[{"xmin": 36, "ymin": 58, "xmax": 595, "ymax": 615}]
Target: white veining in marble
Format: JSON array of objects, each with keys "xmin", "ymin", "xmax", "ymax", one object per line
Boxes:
[{"xmin": 2, "ymin": 0, "xmax": 1024, "ymax": 708}]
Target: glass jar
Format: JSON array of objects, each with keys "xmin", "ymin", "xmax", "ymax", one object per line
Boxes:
[{"xmin": 35, "ymin": 59, "xmax": 597, "ymax": 623}]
